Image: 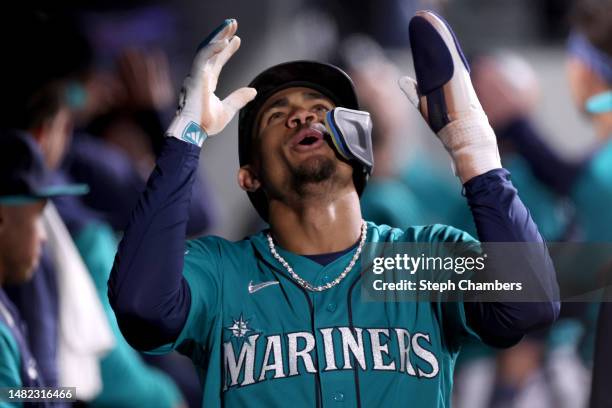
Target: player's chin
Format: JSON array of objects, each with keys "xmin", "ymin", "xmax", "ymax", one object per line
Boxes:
[
  {"xmin": 292, "ymin": 155, "xmax": 337, "ymax": 184},
  {"xmin": 8, "ymin": 262, "xmax": 37, "ymax": 285}
]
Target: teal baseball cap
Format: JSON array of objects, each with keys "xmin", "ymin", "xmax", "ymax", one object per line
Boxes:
[{"xmin": 0, "ymin": 130, "xmax": 89, "ymax": 205}]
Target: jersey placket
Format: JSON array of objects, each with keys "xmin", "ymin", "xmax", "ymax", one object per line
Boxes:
[
  {"xmin": 312, "ymin": 276, "xmax": 361, "ymax": 407},
  {"xmin": 273, "ymin": 248, "xmax": 362, "ymax": 407}
]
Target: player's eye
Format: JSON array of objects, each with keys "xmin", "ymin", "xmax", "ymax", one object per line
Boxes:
[
  {"xmin": 312, "ymin": 104, "xmax": 330, "ymax": 114},
  {"xmin": 266, "ymin": 111, "xmax": 285, "ymax": 124}
]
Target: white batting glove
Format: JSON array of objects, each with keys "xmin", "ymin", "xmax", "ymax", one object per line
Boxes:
[
  {"xmin": 399, "ymin": 11, "xmax": 501, "ymax": 184},
  {"xmin": 166, "ymin": 19, "xmax": 257, "ymax": 147}
]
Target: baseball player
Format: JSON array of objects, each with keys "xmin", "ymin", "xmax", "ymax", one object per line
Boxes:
[
  {"xmin": 109, "ymin": 12, "xmax": 559, "ymax": 407},
  {"xmin": 0, "ymin": 131, "xmax": 89, "ymax": 407}
]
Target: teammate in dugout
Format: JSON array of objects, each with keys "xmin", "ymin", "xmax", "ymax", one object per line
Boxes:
[
  {"xmin": 0, "ymin": 132, "xmax": 88, "ymax": 407},
  {"xmin": 109, "ymin": 12, "xmax": 560, "ymax": 407}
]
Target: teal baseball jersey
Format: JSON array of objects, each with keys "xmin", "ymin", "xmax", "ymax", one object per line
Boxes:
[
  {"xmin": 571, "ymin": 139, "xmax": 612, "ymax": 241},
  {"xmin": 152, "ymin": 222, "xmax": 480, "ymax": 407},
  {"xmin": 0, "ymin": 323, "xmax": 22, "ymax": 408}
]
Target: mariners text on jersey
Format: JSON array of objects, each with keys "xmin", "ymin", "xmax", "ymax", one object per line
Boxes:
[
  {"xmin": 146, "ymin": 222, "xmax": 482, "ymax": 407},
  {"xmin": 223, "ymin": 325, "xmax": 439, "ymax": 389}
]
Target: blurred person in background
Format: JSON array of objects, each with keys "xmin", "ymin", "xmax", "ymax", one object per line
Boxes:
[
  {"xmin": 1, "ymin": 12, "xmax": 114, "ymax": 404},
  {"xmin": 468, "ymin": 0, "xmax": 612, "ymax": 243},
  {"xmin": 567, "ymin": 1, "xmax": 612, "ymax": 406},
  {"xmin": 462, "ymin": 0, "xmax": 612, "ymax": 406},
  {"xmin": 450, "ymin": 51, "xmax": 591, "ymax": 408},
  {"xmin": 472, "ymin": 52, "xmax": 577, "ymax": 243},
  {"xmin": 0, "ymin": 132, "xmax": 87, "ymax": 406},
  {"xmin": 1, "ymin": 11, "xmax": 186, "ymax": 407},
  {"xmin": 63, "ymin": 5, "xmax": 216, "ymax": 238}
]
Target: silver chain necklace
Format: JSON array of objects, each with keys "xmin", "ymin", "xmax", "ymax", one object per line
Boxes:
[{"xmin": 266, "ymin": 221, "xmax": 368, "ymax": 292}]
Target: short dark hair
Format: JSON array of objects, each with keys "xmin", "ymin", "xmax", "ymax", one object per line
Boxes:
[{"xmin": 572, "ymin": 0, "xmax": 612, "ymax": 56}]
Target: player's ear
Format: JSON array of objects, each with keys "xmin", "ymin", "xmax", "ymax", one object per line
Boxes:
[{"xmin": 238, "ymin": 165, "xmax": 261, "ymax": 192}]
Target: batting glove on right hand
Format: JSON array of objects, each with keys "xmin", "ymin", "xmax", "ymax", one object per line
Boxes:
[
  {"xmin": 399, "ymin": 11, "xmax": 501, "ymax": 184},
  {"xmin": 166, "ymin": 19, "xmax": 257, "ymax": 147}
]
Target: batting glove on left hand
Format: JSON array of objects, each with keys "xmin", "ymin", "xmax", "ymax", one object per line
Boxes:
[
  {"xmin": 399, "ymin": 10, "xmax": 501, "ymax": 184},
  {"xmin": 166, "ymin": 19, "xmax": 257, "ymax": 147}
]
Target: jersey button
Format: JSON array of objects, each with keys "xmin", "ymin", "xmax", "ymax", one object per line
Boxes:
[
  {"xmin": 322, "ymin": 275, "xmax": 330, "ymax": 283},
  {"xmin": 332, "ymin": 392, "xmax": 344, "ymax": 402},
  {"xmin": 326, "ymin": 303, "xmax": 337, "ymax": 312}
]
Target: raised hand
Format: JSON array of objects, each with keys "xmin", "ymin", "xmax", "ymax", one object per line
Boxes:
[
  {"xmin": 166, "ymin": 19, "xmax": 257, "ymax": 146},
  {"xmin": 399, "ymin": 11, "xmax": 501, "ymax": 183}
]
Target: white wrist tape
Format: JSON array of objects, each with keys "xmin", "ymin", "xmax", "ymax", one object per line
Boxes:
[{"xmin": 437, "ymin": 113, "xmax": 502, "ymax": 183}]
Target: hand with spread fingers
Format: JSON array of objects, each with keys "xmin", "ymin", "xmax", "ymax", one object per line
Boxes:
[
  {"xmin": 166, "ymin": 19, "xmax": 257, "ymax": 147},
  {"xmin": 399, "ymin": 10, "xmax": 502, "ymax": 184}
]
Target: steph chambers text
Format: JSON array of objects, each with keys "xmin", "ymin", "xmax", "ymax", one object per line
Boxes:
[{"xmin": 372, "ymin": 279, "xmax": 523, "ymax": 292}]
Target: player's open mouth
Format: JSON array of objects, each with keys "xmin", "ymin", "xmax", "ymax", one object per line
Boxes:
[{"xmin": 290, "ymin": 127, "xmax": 325, "ymax": 152}]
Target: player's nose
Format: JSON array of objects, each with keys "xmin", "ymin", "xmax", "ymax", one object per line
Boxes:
[{"xmin": 287, "ymin": 108, "xmax": 317, "ymax": 128}]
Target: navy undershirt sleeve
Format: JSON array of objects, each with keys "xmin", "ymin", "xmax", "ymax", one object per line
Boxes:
[
  {"xmin": 462, "ymin": 168, "xmax": 560, "ymax": 346},
  {"xmin": 108, "ymin": 137, "xmax": 200, "ymax": 351}
]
